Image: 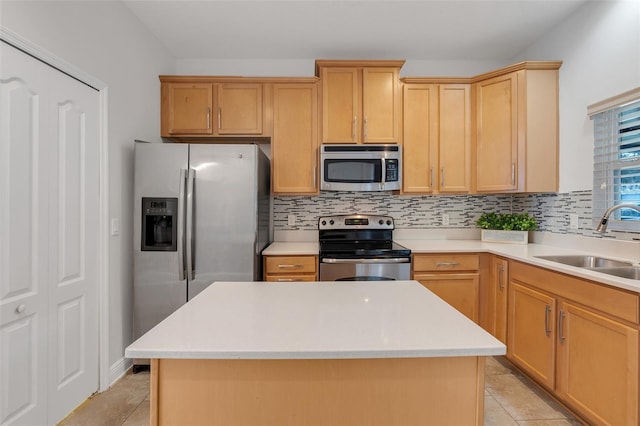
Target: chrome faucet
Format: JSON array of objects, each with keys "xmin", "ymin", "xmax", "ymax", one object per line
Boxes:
[{"xmin": 595, "ymin": 204, "xmax": 640, "ymax": 233}]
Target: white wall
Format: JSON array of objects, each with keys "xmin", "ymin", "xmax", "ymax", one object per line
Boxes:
[
  {"xmin": 176, "ymin": 57, "xmax": 508, "ymax": 77},
  {"xmin": 1, "ymin": 1, "xmax": 175, "ymax": 379},
  {"xmin": 514, "ymin": 0, "xmax": 640, "ymax": 193}
]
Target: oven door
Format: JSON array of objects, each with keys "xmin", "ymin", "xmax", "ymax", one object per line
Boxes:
[{"xmin": 319, "ymin": 257, "xmax": 411, "ymax": 281}]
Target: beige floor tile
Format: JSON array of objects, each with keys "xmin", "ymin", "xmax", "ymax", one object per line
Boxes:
[
  {"xmin": 486, "ymin": 355, "xmax": 521, "ymax": 376},
  {"xmin": 58, "ymin": 371, "xmax": 150, "ymax": 426},
  {"xmin": 484, "ymin": 395, "xmax": 518, "ymax": 426},
  {"xmin": 486, "ymin": 373, "xmax": 573, "ymax": 422},
  {"xmin": 518, "ymin": 420, "xmax": 585, "ymax": 426},
  {"xmin": 122, "ymin": 400, "xmax": 150, "ymax": 426}
]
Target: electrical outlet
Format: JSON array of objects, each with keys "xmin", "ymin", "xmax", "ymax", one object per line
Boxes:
[
  {"xmin": 569, "ymin": 214, "xmax": 579, "ymax": 230},
  {"xmin": 288, "ymin": 214, "xmax": 296, "ymax": 226},
  {"xmin": 442, "ymin": 213, "xmax": 450, "ymax": 226}
]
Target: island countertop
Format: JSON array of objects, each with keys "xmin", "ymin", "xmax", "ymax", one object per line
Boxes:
[{"xmin": 125, "ymin": 280, "xmax": 506, "ymax": 360}]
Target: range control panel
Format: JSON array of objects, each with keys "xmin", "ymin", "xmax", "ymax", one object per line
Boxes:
[{"xmin": 318, "ymin": 214, "xmax": 395, "ymax": 230}]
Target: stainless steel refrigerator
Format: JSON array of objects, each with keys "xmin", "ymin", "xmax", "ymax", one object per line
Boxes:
[{"xmin": 132, "ymin": 141, "xmax": 270, "ymax": 345}]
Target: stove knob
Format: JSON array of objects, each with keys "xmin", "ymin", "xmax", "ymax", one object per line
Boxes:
[
  {"xmin": 329, "ymin": 220, "xmax": 335, "ymax": 225},
  {"xmin": 321, "ymin": 220, "xmax": 326, "ymax": 226},
  {"xmin": 378, "ymin": 219, "xmax": 384, "ymax": 225},
  {"xmin": 386, "ymin": 220, "xmax": 392, "ymax": 225}
]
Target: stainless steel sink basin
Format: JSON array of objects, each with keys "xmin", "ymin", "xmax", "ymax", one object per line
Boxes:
[
  {"xmin": 535, "ymin": 255, "xmax": 632, "ymax": 268},
  {"xmin": 589, "ymin": 267, "xmax": 640, "ymax": 280}
]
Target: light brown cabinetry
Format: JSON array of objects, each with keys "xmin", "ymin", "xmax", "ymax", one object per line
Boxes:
[
  {"xmin": 264, "ymin": 255, "xmax": 318, "ymax": 282},
  {"xmin": 316, "ymin": 60, "xmax": 404, "ymax": 144},
  {"xmin": 485, "ymin": 256, "xmax": 508, "ymax": 343},
  {"xmin": 160, "ymin": 78, "xmax": 265, "ymax": 137},
  {"xmin": 507, "ymin": 261, "xmax": 639, "ymax": 425},
  {"xmin": 402, "ymin": 82, "xmax": 471, "ymax": 193},
  {"xmin": 412, "ymin": 254, "xmax": 480, "ymax": 322},
  {"xmin": 271, "ymin": 81, "xmax": 319, "ymax": 194},
  {"xmin": 473, "ymin": 62, "xmax": 561, "ymax": 193}
]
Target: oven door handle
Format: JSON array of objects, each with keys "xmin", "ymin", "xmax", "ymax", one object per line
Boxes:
[{"xmin": 321, "ymin": 257, "xmax": 411, "ymax": 264}]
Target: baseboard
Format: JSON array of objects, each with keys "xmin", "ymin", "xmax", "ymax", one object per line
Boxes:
[{"xmin": 109, "ymin": 357, "xmax": 133, "ymax": 387}]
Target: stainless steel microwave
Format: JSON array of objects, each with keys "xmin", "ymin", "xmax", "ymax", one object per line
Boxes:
[{"xmin": 320, "ymin": 144, "xmax": 402, "ymax": 191}]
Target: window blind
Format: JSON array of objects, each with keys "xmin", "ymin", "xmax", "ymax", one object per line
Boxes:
[{"xmin": 592, "ymin": 97, "xmax": 640, "ymax": 231}]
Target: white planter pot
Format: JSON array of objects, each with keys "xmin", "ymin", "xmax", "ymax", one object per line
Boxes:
[{"xmin": 481, "ymin": 229, "xmax": 529, "ymax": 244}]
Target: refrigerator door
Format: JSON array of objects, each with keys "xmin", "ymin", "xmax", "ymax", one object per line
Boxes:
[
  {"xmin": 187, "ymin": 144, "xmax": 261, "ymax": 299},
  {"xmin": 133, "ymin": 142, "xmax": 188, "ymax": 340}
]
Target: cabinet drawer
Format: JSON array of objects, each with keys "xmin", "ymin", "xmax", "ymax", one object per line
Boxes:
[
  {"xmin": 264, "ymin": 275, "xmax": 317, "ymax": 282},
  {"xmin": 264, "ymin": 256, "xmax": 317, "ymax": 274},
  {"xmin": 413, "ymin": 254, "xmax": 480, "ymax": 272}
]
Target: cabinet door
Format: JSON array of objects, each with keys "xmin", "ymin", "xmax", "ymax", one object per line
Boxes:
[
  {"xmin": 402, "ymin": 83, "xmax": 438, "ymax": 193},
  {"xmin": 414, "ymin": 273, "xmax": 479, "ymax": 322},
  {"xmin": 556, "ymin": 301, "xmax": 638, "ymax": 426},
  {"xmin": 475, "ymin": 72, "xmax": 518, "ymax": 192},
  {"xmin": 507, "ymin": 281, "xmax": 556, "ymax": 390},
  {"xmin": 362, "ymin": 67, "xmax": 400, "ymax": 143},
  {"xmin": 272, "ymin": 83, "xmax": 318, "ymax": 194},
  {"xmin": 162, "ymin": 83, "xmax": 214, "ymax": 136},
  {"xmin": 439, "ymin": 84, "xmax": 471, "ymax": 193},
  {"xmin": 321, "ymin": 67, "xmax": 359, "ymax": 143},
  {"xmin": 217, "ymin": 83, "xmax": 263, "ymax": 135},
  {"xmin": 487, "ymin": 257, "xmax": 508, "ymax": 343}
]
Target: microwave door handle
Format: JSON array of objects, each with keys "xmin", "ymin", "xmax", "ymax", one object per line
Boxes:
[{"xmin": 381, "ymin": 157, "xmax": 386, "ymax": 190}]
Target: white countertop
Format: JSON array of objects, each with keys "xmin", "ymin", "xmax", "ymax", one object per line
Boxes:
[
  {"xmin": 262, "ymin": 237, "xmax": 640, "ymax": 294},
  {"xmin": 125, "ymin": 280, "xmax": 506, "ymax": 360},
  {"xmin": 262, "ymin": 241, "xmax": 319, "ymax": 255},
  {"xmin": 396, "ymin": 239, "xmax": 640, "ymax": 294}
]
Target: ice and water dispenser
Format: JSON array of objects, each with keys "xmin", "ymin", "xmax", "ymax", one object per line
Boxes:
[{"xmin": 141, "ymin": 197, "xmax": 178, "ymax": 251}]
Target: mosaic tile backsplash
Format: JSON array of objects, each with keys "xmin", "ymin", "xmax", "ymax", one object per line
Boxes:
[{"xmin": 274, "ymin": 190, "xmax": 640, "ymax": 240}]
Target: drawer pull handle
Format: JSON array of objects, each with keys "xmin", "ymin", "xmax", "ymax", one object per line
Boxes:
[
  {"xmin": 278, "ymin": 264, "xmax": 304, "ymax": 269},
  {"xmin": 435, "ymin": 262, "xmax": 460, "ymax": 267},
  {"xmin": 277, "ymin": 278, "xmax": 294, "ymax": 282},
  {"xmin": 544, "ymin": 305, "xmax": 551, "ymax": 337},
  {"xmin": 558, "ymin": 310, "xmax": 566, "ymax": 342},
  {"xmin": 16, "ymin": 304, "xmax": 26, "ymax": 314},
  {"xmin": 498, "ymin": 266, "xmax": 505, "ymax": 290}
]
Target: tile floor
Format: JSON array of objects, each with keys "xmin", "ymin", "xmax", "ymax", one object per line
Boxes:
[{"xmin": 58, "ymin": 356, "xmax": 584, "ymax": 426}]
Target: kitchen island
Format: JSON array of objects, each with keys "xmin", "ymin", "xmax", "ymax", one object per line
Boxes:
[{"xmin": 125, "ymin": 280, "xmax": 506, "ymax": 426}]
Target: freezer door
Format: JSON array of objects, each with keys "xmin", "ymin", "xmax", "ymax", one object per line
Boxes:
[
  {"xmin": 133, "ymin": 142, "xmax": 188, "ymax": 339},
  {"xmin": 187, "ymin": 144, "xmax": 261, "ymax": 299}
]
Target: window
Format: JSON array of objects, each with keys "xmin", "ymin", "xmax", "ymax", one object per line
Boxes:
[{"xmin": 591, "ymin": 89, "xmax": 640, "ymax": 232}]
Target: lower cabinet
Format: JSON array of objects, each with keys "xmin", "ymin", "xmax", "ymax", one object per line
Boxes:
[
  {"xmin": 507, "ymin": 261, "xmax": 639, "ymax": 425},
  {"xmin": 483, "ymin": 256, "xmax": 509, "ymax": 343},
  {"xmin": 412, "ymin": 254, "xmax": 480, "ymax": 322},
  {"xmin": 263, "ymin": 255, "xmax": 318, "ymax": 282}
]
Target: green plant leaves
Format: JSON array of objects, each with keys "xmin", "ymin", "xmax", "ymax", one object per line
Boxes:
[{"xmin": 475, "ymin": 212, "xmax": 537, "ymax": 231}]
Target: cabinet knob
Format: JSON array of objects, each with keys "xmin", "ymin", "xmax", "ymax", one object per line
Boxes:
[{"xmin": 16, "ymin": 304, "xmax": 26, "ymax": 314}]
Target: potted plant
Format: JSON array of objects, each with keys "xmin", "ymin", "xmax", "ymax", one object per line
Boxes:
[{"xmin": 475, "ymin": 212, "xmax": 538, "ymax": 244}]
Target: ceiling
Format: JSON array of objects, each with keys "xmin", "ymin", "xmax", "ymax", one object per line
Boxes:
[{"xmin": 122, "ymin": 0, "xmax": 588, "ymax": 61}]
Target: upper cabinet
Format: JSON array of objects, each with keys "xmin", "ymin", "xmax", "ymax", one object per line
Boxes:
[
  {"xmin": 402, "ymin": 81, "xmax": 471, "ymax": 194},
  {"xmin": 160, "ymin": 77, "xmax": 265, "ymax": 138},
  {"xmin": 316, "ymin": 60, "xmax": 404, "ymax": 144},
  {"xmin": 270, "ymin": 80, "xmax": 319, "ymax": 195},
  {"xmin": 473, "ymin": 62, "xmax": 561, "ymax": 193}
]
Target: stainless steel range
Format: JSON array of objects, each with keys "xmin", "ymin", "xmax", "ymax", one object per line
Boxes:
[{"xmin": 319, "ymin": 214, "xmax": 411, "ymax": 281}]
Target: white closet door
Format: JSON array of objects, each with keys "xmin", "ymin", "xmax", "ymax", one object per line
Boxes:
[
  {"xmin": 0, "ymin": 42, "xmax": 50, "ymax": 426},
  {"xmin": 45, "ymin": 48, "xmax": 99, "ymax": 425},
  {"xmin": 0, "ymin": 42, "xmax": 100, "ymax": 426}
]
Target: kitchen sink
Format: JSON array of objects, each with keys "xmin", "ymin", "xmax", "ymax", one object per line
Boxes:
[
  {"xmin": 535, "ymin": 255, "xmax": 633, "ymax": 268},
  {"xmin": 535, "ymin": 255, "xmax": 640, "ymax": 280},
  {"xmin": 588, "ymin": 267, "xmax": 640, "ymax": 280}
]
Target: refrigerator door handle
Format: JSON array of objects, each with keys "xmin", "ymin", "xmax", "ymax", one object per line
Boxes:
[
  {"xmin": 178, "ymin": 168, "xmax": 187, "ymax": 281},
  {"xmin": 186, "ymin": 168, "xmax": 196, "ymax": 281}
]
